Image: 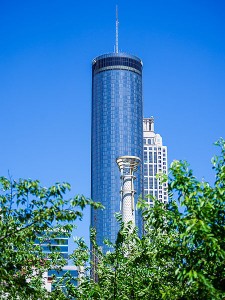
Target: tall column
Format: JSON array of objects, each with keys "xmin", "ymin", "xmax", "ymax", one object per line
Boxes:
[{"xmin": 116, "ymin": 156, "xmax": 141, "ymax": 226}]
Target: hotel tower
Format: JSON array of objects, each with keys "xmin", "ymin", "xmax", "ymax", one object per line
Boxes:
[{"xmin": 91, "ymin": 10, "xmax": 143, "ymax": 253}]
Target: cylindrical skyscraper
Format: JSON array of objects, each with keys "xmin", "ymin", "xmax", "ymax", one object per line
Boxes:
[{"xmin": 91, "ymin": 52, "xmax": 143, "ymax": 253}]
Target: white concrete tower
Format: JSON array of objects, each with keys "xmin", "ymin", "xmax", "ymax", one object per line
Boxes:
[{"xmin": 116, "ymin": 156, "xmax": 141, "ymax": 225}]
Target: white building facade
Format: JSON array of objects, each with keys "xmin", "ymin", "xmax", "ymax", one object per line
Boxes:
[{"xmin": 143, "ymin": 117, "xmax": 168, "ymax": 205}]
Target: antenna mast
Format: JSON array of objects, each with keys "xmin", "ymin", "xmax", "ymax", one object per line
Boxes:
[{"xmin": 116, "ymin": 5, "xmax": 119, "ymax": 53}]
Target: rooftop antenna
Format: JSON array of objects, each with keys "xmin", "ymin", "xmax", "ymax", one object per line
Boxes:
[{"xmin": 115, "ymin": 5, "xmax": 119, "ymax": 53}]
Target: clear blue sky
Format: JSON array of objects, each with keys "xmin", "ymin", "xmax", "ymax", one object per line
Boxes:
[{"xmin": 0, "ymin": 0, "xmax": 225, "ymax": 247}]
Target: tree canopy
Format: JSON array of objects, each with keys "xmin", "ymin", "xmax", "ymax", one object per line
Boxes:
[
  {"xmin": 1, "ymin": 139, "xmax": 225, "ymax": 299},
  {"xmin": 75, "ymin": 139, "xmax": 225, "ymax": 299},
  {"xmin": 0, "ymin": 177, "xmax": 100, "ymax": 299}
]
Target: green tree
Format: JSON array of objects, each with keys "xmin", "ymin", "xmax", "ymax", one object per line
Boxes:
[
  {"xmin": 74, "ymin": 139, "xmax": 225, "ymax": 299},
  {"xmin": 1, "ymin": 139, "xmax": 225, "ymax": 299},
  {"xmin": 0, "ymin": 177, "xmax": 100, "ymax": 299}
]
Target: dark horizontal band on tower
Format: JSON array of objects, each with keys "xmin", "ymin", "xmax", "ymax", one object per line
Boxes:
[{"xmin": 92, "ymin": 56, "xmax": 143, "ymax": 75}]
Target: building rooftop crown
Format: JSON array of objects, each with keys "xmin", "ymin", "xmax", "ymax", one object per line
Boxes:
[
  {"xmin": 143, "ymin": 117, "xmax": 154, "ymax": 132},
  {"xmin": 92, "ymin": 52, "xmax": 143, "ymax": 65}
]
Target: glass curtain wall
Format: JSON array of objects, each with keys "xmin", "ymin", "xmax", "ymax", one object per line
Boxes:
[{"xmin": 91, "ymin": 53, "xmax": 143, "ymax": 253}]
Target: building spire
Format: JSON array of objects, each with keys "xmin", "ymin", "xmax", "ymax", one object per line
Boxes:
[{"xmin": 115, "ymin": 5, "xmax": 119, "ymax": 53}]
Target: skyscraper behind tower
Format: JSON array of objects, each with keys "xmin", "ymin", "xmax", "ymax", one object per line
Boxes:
[
  {"xmin": 143, "ymin": 117, "xmax": 168, "ymax": 205},
  {"xmin": 91, "ymin": 53, "xmax": 143, "ymax": 252}
]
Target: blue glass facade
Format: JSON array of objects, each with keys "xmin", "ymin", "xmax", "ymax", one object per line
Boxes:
[
  {"xmin": 35, "ymin": 235, "xmax": 69, "ymax": 259},
  {"xmin": 91, "ymin": 53, "xmax": 143, "ymax": 252},
  {"xmin": 48, "ymin": 269, "xmax": 78, "ymax": 290},
  {"xmin": 35, "ymin": 233, "xmax": 78, "ymax": 291}
]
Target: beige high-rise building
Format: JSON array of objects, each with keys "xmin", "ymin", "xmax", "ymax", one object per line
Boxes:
[{"xmin": 143, "ymin": 117, "xmax": 168, "ymax": 205}]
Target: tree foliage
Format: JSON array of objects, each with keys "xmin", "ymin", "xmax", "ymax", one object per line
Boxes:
[
  {"xmin": 1, "ymin": 139, "xmax": 225, "ymax": 299},
  {"xmin": 74, "ymin": 139, "xmax": 225, "ymax": 299},
  {"xmin": 0, "ymin": 177, "xmax": 100, "ymax": 299}
]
